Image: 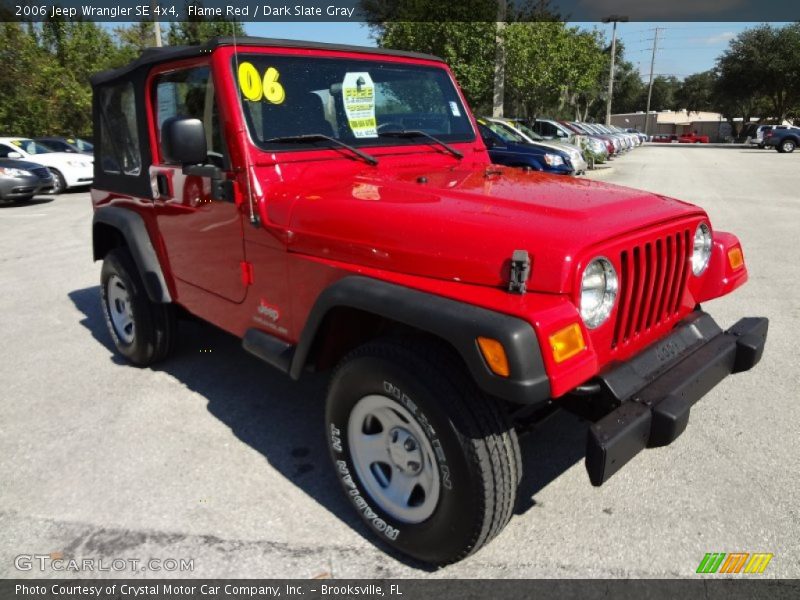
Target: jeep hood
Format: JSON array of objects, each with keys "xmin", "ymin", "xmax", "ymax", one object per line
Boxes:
[{"xmin": 280, "ymin": 165, "xmax": 703, "ymax": 294}]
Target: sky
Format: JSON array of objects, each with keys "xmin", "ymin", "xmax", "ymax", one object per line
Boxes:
[{"xmin": 245, "ymin": 21, "xmax": 777, "ymax": 82}]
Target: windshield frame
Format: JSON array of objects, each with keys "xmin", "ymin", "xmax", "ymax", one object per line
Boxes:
[{"xmin": 232, "ymin": 53, "xmax": 476, "ymax": 154}]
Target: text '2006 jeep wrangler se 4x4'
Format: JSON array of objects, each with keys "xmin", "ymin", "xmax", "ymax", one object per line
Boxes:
[{"xmin": 90, "ymin": 37, "xmax": 768, "ymax": 565}]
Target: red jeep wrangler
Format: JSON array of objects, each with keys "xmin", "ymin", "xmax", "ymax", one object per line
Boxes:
[{"xmin": 90, "ymin": 37, "xmax": 767, "ymax": 565}]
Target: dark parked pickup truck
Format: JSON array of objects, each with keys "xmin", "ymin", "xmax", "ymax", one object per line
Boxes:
[{"xmin": 764, "ymin": 126, "xmax": 800, "ymax": 153}]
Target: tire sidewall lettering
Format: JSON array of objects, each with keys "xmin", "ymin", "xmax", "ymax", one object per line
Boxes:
[
  {"xmin": 332, "ymin": 457, "xmax": 400, "ymax": 541},
  {"xmin": 382, "ymin": 380, "xmax": 452, "ymax": 490}
]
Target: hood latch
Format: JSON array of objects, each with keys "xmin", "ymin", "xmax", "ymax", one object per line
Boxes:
[{"xmin": 508, "ymin": 250, "xmax": 531, "ymax": 294}]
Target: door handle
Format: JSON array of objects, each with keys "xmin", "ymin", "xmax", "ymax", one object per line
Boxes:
[{"xmin": 156, "ymin": 172, "xmax": 171, "ymax": 197}]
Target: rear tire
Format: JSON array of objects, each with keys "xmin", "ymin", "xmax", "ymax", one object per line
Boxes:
[
  {"xmin": 781, "ymin": 139, "xmax": 796, "ymax": 153},
  {"xmin": 100, "ymin": 248, "xmax": 175, "ymax": 366},
  {"xmin": 325, "ymin": 338, "xmax": 521, "ymax": 565}
]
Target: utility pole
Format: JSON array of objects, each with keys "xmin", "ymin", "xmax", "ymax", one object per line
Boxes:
[
  {"xmin": 603, "ymin": 15, "xmax": 628, "ymax": 126},
  {"xmin": 644, "ymin": 27, "xmax": 662, "ymax": 137},
  {"xmin": 152, "ymin": 1, "xmax": 162, "ymax": 47}
]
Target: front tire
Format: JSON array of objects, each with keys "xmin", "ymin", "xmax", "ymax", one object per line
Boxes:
[
  {"xmin": 325, "ymin": 338, "xmax": 520, "ymax": 565},
  {"xmin": 100, "ymin": 248, "xmax": 175, "ymax": 366},
  {"xmin": 49, "ymin": 169, "xmax": 66, "ymax": 194}
]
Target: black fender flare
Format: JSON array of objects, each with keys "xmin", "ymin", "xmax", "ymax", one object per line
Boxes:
[
  {"xmin": 92, "ymin": 207, "xmax": 172, "ymax": 303},
  {"xmin": 290, "ymin": 276, "xmax": 551, "ymax": 405}
]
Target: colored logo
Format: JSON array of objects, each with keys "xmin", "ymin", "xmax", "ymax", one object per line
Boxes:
[{"xmin": 696, "ymin": 552, "xmax": 773, "ymax": 574}]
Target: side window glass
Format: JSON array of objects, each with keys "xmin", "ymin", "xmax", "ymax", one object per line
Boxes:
[
  {"xmin": 154, "ymin": 66, "xmax": 225, "ymax": 168},
  {"xmin": 0, "ymin": 144, "xmax": 14, "ymax": 158},
  {"xmin": 98, "ymin": 82, "xmax": 141, "ymax": 175}
]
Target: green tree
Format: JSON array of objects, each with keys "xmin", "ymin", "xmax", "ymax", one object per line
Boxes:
[
  {"xmin": 586, "ymin": 39, "xmax": 644, "ymax": 120},
  {"xmin": 715, "ymin": 23, "xmax": 800, "ymax": 123},
  {"xmin": 377, "ymin": 22, "xmax": 498, "ymax": 114},
  {"xmin": 610, "ymin": 59, "xmax": 645, "ymax": 115},
  {"xmin": 505, "ymin": 22, "xmax": 605, "ymax": 119},
  {"xmin": 115, "ymin": 22, "xmax": 159, "ymax": 61},
  {"xmin": 642, "ymin": 75, "xmax": 681, "ymax": 112},
  {"xmin": 0, "ymin": 21, "xmax": 125, "ymax": 138},
  {"xmin": 675, "ymin": 70, "xmax": 715, "ymax": 113},
  {"xmin": 0, "ymin": 23, "xmax": 52, "ymax": 136}
]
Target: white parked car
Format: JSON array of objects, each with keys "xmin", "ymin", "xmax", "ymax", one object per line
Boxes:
[{"xmin": 0, "ymin": 137, "xmax": 93, "ymax": 193}]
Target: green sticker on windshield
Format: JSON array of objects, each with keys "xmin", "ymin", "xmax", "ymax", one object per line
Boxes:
[{"xmin": 342, "ymin": 72, "xmax": 377, "ymax": 139}]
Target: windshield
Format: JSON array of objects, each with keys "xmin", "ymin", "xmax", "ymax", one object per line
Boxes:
[
  {"xmin": 236, "ymin": 55, "xmax": 474, "ymax": 151},
  {"xmin": 513, "ymin": 122, "xmax": 544, "ymax": 141},
  {"xmin": 481, "ymin": 120, "xmax": 525, "ymax": 143},
  {"xmin": 10, "ymin": 139, "xmax": 53, "ymax": 155},
  {"xmin": 71, "ymin": 138, "xmax": 94, "ymax": 152}
]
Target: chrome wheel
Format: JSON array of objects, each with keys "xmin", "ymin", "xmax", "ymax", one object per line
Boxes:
[
  {"xmin": 106, "ymin": 274, "xmax": 135, "ymax": 344},
  {"xmin": 348, "ymin": 394, "xmax": 440, "ymax": 523},
  {"xmin": 782, "ymin": 141, "xmax": 795, "ymax": 153}
]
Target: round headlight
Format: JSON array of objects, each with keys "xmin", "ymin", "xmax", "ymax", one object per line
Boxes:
[
  {"xmin": 580, "ymin": 257, "xmax": 618, "ymax": 329},
  {"xmin": 692, "ymin": 222, "xmax": 712, "ymax": 275}
]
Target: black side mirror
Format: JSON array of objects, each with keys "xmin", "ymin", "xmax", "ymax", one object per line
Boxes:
[
  {"xmin": 161, "ymin": 117, "xmax": 207, "ymax": 165},
  {"xmin": 161, "ymin": 116, "xmax": 233, "ymax": 202}
]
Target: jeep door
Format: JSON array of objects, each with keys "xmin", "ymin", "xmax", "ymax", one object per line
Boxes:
[{"xmin": 149, "ymin": 62, "xmax": 247, "ymax": 303}]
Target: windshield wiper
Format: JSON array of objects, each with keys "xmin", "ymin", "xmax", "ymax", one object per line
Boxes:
[
  {"xmin": 264, "ymin": 134, "xmax": 378, "ymax": 166},
  {"xmin": 378, "ymin": 130, "xmax": 463, "ymax": 159}
]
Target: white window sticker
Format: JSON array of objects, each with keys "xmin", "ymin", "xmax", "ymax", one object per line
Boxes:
[
  {"xmin": 449, "ymin": 101, "xmax": 461, "ymax": 117},
  {"xmin": 342, "ymin": 72, "xmax": 377, "ymax": 139}
]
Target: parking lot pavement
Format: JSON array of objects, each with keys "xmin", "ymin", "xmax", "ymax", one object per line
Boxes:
[{"xmin": 1, "ymin": 146, "xmax": 798, "ymax": 579}]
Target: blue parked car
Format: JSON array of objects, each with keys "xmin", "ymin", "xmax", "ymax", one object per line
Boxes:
[{"xmin": 477, "ymin": 120, "xmax": 574, "ymax": 175}]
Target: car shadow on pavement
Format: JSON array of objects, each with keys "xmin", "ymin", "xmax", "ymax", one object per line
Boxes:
[
  {"xmin": 69, "ymin": 285, "xmax": 587, "ymax": 570},
  {"xmin": 0, "ymin": 195, "xmax": 55, "ymax": 208},
  {"xmin": 514, "ymin": 412, "xmax": 588, "ymax": 515}
]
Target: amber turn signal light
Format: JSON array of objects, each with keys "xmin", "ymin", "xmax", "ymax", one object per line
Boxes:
[
  {"xmin": 477, "ymin": 337, "xmax": 510, "ymax": 377},
  {"xmin": 549, "ymin": 323, "xmax": 586, "ymax": 363},
  {"xmin": 728, "ymin": 247, "xmax": 744, "ymax": 270}
]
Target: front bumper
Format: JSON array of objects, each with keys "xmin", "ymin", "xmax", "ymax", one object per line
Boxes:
[
  {"xmin": 63, "ymin": 165, "xmax": 94, "ymax": 188},
  {"xmin": 585, "ymin": 311, "xmax": 768, "ymax": 486},
  {"xmin": 0, "ymin": 175, "xmax": 44, "ymax": 200}
]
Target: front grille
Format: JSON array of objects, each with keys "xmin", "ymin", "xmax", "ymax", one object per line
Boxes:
[
  {"xmin": 612, "ymin": 228, "xmax": 692, "ymax": 347},
  {"xmin": 32, "ymin": 167, "xmax": 51, "ymax": 180}
]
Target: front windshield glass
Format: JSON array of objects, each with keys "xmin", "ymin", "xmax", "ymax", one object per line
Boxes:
[
  {"xmin": 482, "ymin": 120, "xmax": 525, "ymax": 143},
  {"xmin": 10, "ymin": 139, "xmax": 53, "ymax": 155},
  {"xmin": 236, "ymin": 55, "xmax": 474, "ymax": 151},
  {"xmin": 513, "ymin": 122, "xmax": 544, "ymax": 141},
  {"xmin": 73, "ymin": 138, "xmax": 94, "ymax": 152}
]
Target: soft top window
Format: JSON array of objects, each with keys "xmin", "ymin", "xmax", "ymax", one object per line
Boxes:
[{"xmin": 97, "ymin": 82, "xmax": 141, "ymax": 176}]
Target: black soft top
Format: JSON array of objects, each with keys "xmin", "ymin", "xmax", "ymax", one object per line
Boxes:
[{"xmin": 90, "ymin": 36, "xmax": 445, "ymax": 86}]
